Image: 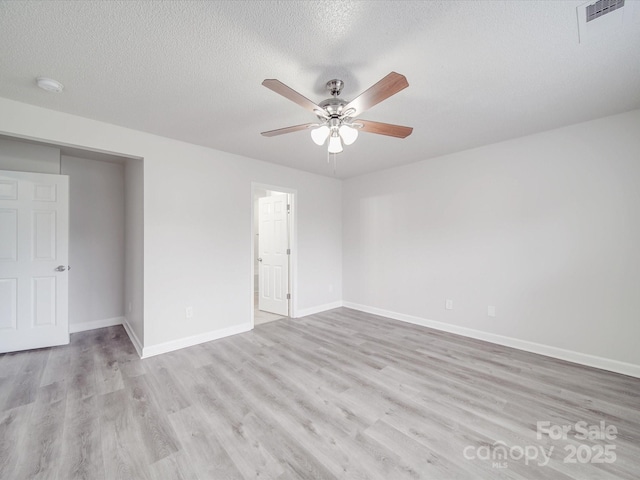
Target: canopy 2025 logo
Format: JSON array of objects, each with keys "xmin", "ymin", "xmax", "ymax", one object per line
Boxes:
[{"xmin": 462, "ymin": 420, "xmax": 618, "ymax": 469}]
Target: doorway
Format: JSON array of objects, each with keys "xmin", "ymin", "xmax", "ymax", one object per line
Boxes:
[
  {"xmin": 252, "ymin": 184, "xmax": 296, "ymax": 326},
  {"xmin": 0, "ymin": 134, "xmax": 144, "ymax": 353}
]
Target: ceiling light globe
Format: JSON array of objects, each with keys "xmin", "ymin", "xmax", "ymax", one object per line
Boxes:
[
  {"xmin": 328, "ymin": 135, "xmax": 343, "ymax": 154},
  {"xmin": 311, "ymin": 125, "xmax": 330, "ymax": 146},
  {"xmin": 339, "ymin": 125, "xmax": 358, "ymax": 145}
]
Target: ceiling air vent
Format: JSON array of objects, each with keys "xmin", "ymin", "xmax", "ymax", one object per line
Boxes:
[
  {"xmin": 577, "ymin": 0, "xmax": 627, "ymax": 44},
  {"xmin": 586, "ymin": 0, "xmax": 625, "ymax": 22}
]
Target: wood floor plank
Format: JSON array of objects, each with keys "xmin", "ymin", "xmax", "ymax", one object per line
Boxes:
[
  {"xmin": 99, "ymin": 389, "xmax": 152, "ymax": 480},
  {"xmin": 66, "ymin": 346, "xmax": 97, "ymax": 400},
  {"xmin": 0, "ymin": 403, "xmax": 33, "ymax": 478},
  {"xmin": 35, "ymin": 379, "xmax": 67, "ymax": 405},
  {"xmin": 57, "ymin": 394, "xmax": 105, "ymax": 480},
  {"xmin": 0, "ymin": 351, "xmax": 28, "ymax": 379},
  {"xmin": 198, "ymin": 356, "xmax": 338, "ymax": 478},
  {"xmin": 93, "ymin": 341, "xmax": 124, "ymax": 396},
  {"xmin": 241, "ymin": 411, "xmax": 341, "ymax": 480},
  {"xmin": 39, "ymin": 343, "xmax": 70, "ymax": 387},
  {"xmin": 2, "ymin": 348, "xmax": 49, "ymax": 410},
  {"xmin": 14, "ymin": 395, "xmax": 66, "ymax": 479},
  {"xmin": 101, "ymin": 421, "xmax": 152, "ymax": 480},
  {"xmin": 0, "ymin": 376, "xmax": 12, "ymax": 412},
  {"xmin": 364, "ymin": 419, "xmax": 477, "ymax": 479},
  {"xmin": 195, "ymin": 364, "xmax": 286, "ymax": 479},
  {"xmin": 168, "ymin": 405, "xmax": 244, "ymax": 480},
  {"xmin": 147, "ymin": 451, "xmax": 197, "ymax": 480},
  {"xmin": 142, "ymin": 359, "xmax": 191, "ymax": 415},
  {"xmin": 122, "ymin": 374, "xmax": 180, "ymax": 464},
  {"xmin": 198, "ymin": 353, "xmax": 342, "ymax": 479}
]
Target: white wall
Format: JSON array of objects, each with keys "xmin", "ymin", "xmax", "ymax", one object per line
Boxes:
[
  {"xmin": 0, "ymin": 137, "xmax": 59, "ymax": 173},
  {"xmin": 343, "ymin": 109, "xmax": 640, "ymax": 371},
  {"xmin": 124, "ymin": 158, "xmax": 144, "ymax": 347},
  {"xmin": 142, "ymin": 146, "xmax": 342, "ymax": 349},
  {"xmin": 60, "ymin": 155, "xmax": 125, "ymax": 330},
  {"xmin": 0, "ymin": 97, "xmax": 342, "ymax": 355}
]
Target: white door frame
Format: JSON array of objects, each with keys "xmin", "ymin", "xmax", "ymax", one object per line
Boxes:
[{"xmin": 251, "ymin": 182, "xmax": 297, "ymax": 327}]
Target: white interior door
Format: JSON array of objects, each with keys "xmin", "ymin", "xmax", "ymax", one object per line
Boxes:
[
  {"xmin": 0, "ymin": 170, "xmax": 70, "ymax": 353},
  {"xmin": 258, "ymin": 193, "xmax": 289, "ymax": 316}
]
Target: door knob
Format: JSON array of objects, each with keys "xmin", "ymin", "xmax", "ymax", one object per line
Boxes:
[
  {"xmin": 55, "ymin": 265, "xmax": 67, "ymax": 272},
  {"xmin": 258, "ymin": 258, "xmax": 262, "ymax": 262}
]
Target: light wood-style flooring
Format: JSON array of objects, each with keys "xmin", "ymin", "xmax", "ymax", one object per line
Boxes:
[
  {"xmin": 254, "ymin": 292, "xmax": 286, "ymax": 325},
  {"xmin": 255, "ymin": 308, "xmax": 286, "ymax": 325},
  {"xmin": 1, "ymin": 307, "xmax": 639, "ymax": 479}
]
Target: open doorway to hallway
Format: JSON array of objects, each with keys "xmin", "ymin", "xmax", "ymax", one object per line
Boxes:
[{"xmin": 252, "ymin": 184, "xmax": 296, "ymax": 326}]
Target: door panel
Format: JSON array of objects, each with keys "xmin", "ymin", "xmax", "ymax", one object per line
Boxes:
[
  {"xmin": 0, "ymin": 278, "xmax": 17, "ymax": 330},
  {"xmin": 0, "ymin": 170, "xmax": 69, "ymax": 353},
  {"xmin": 0, "ymin": 209, "xmax": 18, "ymax": 260},
  {"xmin": 33, "ymin": 210, "xmax": 57, "ymax": 260},
  {"xmin": 258, "ymin": 193, "xmax": 289, "ymax": 316},
  {"xmin": 32, "ymin": 276, "xmax": 57, "ymax": 326}
]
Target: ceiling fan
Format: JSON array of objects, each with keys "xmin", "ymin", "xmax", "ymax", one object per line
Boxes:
[{"xmin": 261, "ymin": 72, "xmax": 413, "ymax": 154}]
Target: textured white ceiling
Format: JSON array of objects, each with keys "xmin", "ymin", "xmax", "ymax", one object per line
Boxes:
[{"xmin": 1, "ymin": 0, "xmax": 639, "ymax": 178}]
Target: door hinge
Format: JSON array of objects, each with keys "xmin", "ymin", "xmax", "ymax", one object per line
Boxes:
[
  {"xmin": 287, "ymin": 293, "xmax": 291, "ymax": 300},
  {"xmin": 286, "ymin": 248, "xmax": 291, "ymax": 255},
  {"xmin": 287, "ymin": 204, "xmax": 291, "ymax": 213}
]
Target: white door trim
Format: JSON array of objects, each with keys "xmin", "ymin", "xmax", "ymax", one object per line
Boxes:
[{"xmin": 251, "ymin": 183, "xmax": 297, "ymax": 327}]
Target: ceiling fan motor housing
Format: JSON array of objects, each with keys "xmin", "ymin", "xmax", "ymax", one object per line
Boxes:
[
  {"xmin": 325, "ymin": 79, "xmax": 344, "ymax": 97},
  {"xmin": 318, "ymin": 97, "xmax": 348, "ymax": 119}
]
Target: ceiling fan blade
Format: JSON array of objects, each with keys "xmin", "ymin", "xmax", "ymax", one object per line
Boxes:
[
  {"xmin": 343, "ymin": 72, "xmax": 409, "ymax": 117},
  {"xmin": 262, "ymin": 79, "xmax": 323, "ymax": 114},
  {"xmin": 261, "ymin": 123, "xmax": 316, "ymax": 137},
  {"xmin": 356, "ymin": 119, "xmax": 413, "ymax": 138}
]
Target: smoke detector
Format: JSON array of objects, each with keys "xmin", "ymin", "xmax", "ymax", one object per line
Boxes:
[{"xmin": 36, "ymin": 77, "xmax": 64, "ymax": 93}]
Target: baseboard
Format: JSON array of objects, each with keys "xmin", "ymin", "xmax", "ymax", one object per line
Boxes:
[
  {"xmin": 69, "ymin": 316, "xmax": 123, "ymax": 333},
  {"xmin": 295, "ymin": 301, "xmax": 343, "ymax": 318},
  {"xmin": 141, "ymin": 323, "xmax": 252, "ymax": 359},
  {"xmin": 343, "ymin": 302, "xmax": 640, "ymax": 379},
  {"xmin": 122, "ymin": 317, "xmax": 143, "ymax": 358}
]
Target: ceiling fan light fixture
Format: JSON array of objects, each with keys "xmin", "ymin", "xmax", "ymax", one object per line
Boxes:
[
  {"xmin": 311, "ymin": 125, "xmax": 330, "ymax": 145},
  {"xmin": 261, "ymin": 72, "xmax": 412, "ymax": 162},
  {"xmin": 339, "ymin": 124, "xmax": 358, "ymax": 145},
  {"xmin": 328, "ymin": 135, "xmax": 343, "ymax": 154}
]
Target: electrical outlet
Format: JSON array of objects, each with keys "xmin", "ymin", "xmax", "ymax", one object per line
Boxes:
[
  {"xmin": 445, "ymin": 299, "xmax": 453, "ymax": 310},
  {"xmin": 185, "ymin": 306, "xmax": 194, "ymax": 318},
  {"xmin": 488, "ymin": 305, "xmax": 496, "ymax": 317}
]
